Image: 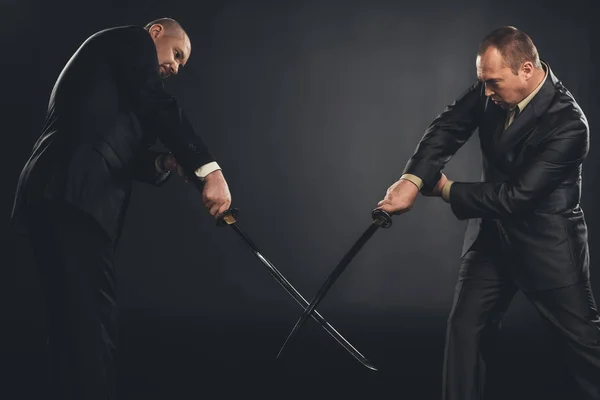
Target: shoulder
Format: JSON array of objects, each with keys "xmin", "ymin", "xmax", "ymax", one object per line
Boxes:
[
  {"xmin": 88, "ymin": 25, "xmax": 157, "ymax": 64},
  {"xmin": 84, "ymin": 25, "xmax": 152, "ymax": 49},
  {"xmin": 544, "ymin": 87, "xmax": 588, "ymax": 136}
]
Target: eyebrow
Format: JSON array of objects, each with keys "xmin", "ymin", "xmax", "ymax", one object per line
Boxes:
[{"xmin": 478, "ymin": 77, "xmax": 502, "ymax": 84}]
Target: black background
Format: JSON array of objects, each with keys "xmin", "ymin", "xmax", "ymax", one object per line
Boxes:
[{"xmin": 0, "ymin": 0, "xmax": 596, "ymax": 398}]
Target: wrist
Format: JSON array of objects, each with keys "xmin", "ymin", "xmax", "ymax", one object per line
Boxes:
[
  {"xmin": 400, "ymin": 178, "xmax": 420, "ymax": 191},
  {"xmin": 194, "ymin": 161, "xmax": 221, "ymax": 181},
  {"xmin": 442, "ymin": 180, "xmax": 454, "ymax": 202},
  {"xmin": 203, "ymin": 169, "xmax": 223, "ymax": 181},
  {"xmin": 399, "ymin": 174, "xmax": 423, "ymax": 191}
]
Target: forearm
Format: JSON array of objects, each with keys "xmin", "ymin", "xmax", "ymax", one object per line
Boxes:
[
  {"xmin": 443, "ymin": 120, "xmax": 588, "ymax": 220},
  {"xmin": 117, "ymin": 28, "xmax": 218, "ymax": 178},
  {"xmin": 401, "ymin": 82, "xmax": 481, "ymax": 192}
]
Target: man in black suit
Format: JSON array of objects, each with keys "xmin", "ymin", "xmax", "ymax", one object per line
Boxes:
[
  {"xmin": 10, "ymin": 18, "xmax": 231, "ymax": 399},
  {"xmin": 377, "ymin": 26, "xmax": 600, "ymax": 399}
]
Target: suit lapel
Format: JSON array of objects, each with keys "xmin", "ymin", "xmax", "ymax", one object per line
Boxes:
[
  {"xmin": 494, "ymin": 102, "xmax": 538, "ymax": 156},
  {"xmin": 480, "ymin": 98, "xmax": 505, "ymax": 160},
  {"xmin": 486, "ymin": 62, "xmax": 559, "ymax": 166},
  {"xmin": 489, "ymin": 103, "xmax": 506, "ymax": 144}
]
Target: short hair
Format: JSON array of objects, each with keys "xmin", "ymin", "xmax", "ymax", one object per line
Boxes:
[
  {"xmin": 478, "ymin": 26, "xmax": 542, "ymax": 74},
  {"xmin": 144, "ymin": 17, "xmax": 185, "ymax": 37}
]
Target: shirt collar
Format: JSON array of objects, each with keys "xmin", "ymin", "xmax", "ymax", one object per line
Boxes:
[{"xmin": 513, "ymin": 61, "xmax": 548, "ymax": 114}]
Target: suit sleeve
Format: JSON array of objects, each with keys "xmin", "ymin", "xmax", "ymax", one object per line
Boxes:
[
  {"xmin": 401, "ymin": 82, "xmax": 482, "ymax": 192},
  {"xmin": 449, "ymin": 117, "xmax": 589, "ymax": 220},
  {"xmin": 115, "ymin": 27, "xmax": 215, "ymax": 180},
  {"xmin": 131, "ymin": 150, "xmax": 172, "ymax": 186}
]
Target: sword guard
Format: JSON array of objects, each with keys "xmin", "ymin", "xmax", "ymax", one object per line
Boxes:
[
  {"xmin": 371, "ymin": 208, "xmax": 392, "ymax": 228},
  {"xmin": 216, "ymin": 207, "xmax": 239, "ymax": 227}
]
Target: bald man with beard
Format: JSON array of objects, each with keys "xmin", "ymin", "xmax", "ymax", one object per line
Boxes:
[{"xmin": 10, "ymin": 18, "xmax": 231, "ymax": 399}]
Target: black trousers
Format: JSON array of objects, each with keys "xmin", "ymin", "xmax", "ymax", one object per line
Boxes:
[
  {"xmin": 443, "ymin": 223, "xmax": 600, "ymax": 400},
  {"xmin": 27, "ymin": 200, "xmax": 118, "ymax": 400}
]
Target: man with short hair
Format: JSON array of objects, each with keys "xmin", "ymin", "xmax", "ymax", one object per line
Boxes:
[
  {"xmin": 10, "ymin": 17, "xmax": 231, "ymax": 399},
  {"xmin": 377, "ymin": 26, "xmax": 600, "ymax": 399}
]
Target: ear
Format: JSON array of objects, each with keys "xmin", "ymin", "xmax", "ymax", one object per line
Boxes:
[
  {"xmin": 520, "ymin": 61, "xmax": 535, "ymax": 79},
  {"xmin": 148, "ymin": 24, "xmax": 164, "ymax": 38}
]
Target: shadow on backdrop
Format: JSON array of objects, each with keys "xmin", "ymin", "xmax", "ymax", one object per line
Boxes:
[{"xmin": 0, "ymin": 0, "xmax": 595, "ymax": 398}]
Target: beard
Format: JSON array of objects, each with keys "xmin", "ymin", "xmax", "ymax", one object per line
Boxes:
[{"xmin": 158, "ymin": 65, "xmax": 170, "ymax": 78}]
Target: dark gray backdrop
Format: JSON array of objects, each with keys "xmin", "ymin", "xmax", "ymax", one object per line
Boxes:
[{"xmin": 0, "ymin": 0, "xmax": 595, "ymax": 398}]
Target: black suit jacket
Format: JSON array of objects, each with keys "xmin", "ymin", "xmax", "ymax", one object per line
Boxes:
[
  {"xmin": 403, "ymin": 64, "xmax": 590, "ymax": 291},
  {"xmin": 11, "ymin": 25, "xmax": 215, "ymax": 241}
]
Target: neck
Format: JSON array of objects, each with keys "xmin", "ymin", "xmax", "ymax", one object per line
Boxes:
[{"xmin": 524, "ymin": 67, "xmax": 545, "ymax": 97}]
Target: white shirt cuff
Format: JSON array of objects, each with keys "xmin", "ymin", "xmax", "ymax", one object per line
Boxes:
[{"xmin": 194, "ymin": 161, "xmax": 221, "ymax": 180}]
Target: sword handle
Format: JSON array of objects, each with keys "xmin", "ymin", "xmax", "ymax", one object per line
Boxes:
[
  {"xmin": 371, "ymin": 208, "xmax": 392, "ymax": 228},
  {"xmin": 216, "ymin": 208, "xmax": 240, "ymax": 227}
]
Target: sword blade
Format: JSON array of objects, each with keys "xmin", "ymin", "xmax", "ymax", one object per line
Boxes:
[
  {"xmin": 228, "ymin": 221, "xmax": 378, "ymax": 371},
  {"xmin": 276, "ymin": 209, "xmax": 392, "ymax": 361}
]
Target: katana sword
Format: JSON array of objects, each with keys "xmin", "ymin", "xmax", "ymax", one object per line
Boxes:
[
  {"xmin": 214, "ymin": 207, "xmax": 378, "ymax": 371},
  {"xmin": 276, "ymin": 208, "xmax": 393, "ymax": 362}
]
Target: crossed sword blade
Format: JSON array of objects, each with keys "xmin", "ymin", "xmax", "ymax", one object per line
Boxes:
[
  {"xmin": 276, "ymin": 208, "xmax": 393, "ymax": 362},
  {"xmin": 215, "ymin": 208, "xmax": 378, "ymax": 371}
]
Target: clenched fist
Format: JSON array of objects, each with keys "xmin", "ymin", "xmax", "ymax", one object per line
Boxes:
[
  {"xmin": 160, "ymin": 154, "xmax": 232, "ymax": 218},
  {"xmin": 201, "ymin": 169, "xmax": 232, "ymax": 218},
  {"xmin": 376, "ymin": 178, "xmax": 419, "ymax": 215}
]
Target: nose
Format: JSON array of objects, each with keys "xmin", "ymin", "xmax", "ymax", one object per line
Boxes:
[
  {"xmin": 484, "ymin": 84, "xmax": 494, "ymax": 97},
  {"xmin": 169, "ymin": 64, "xmax": 179, "ymax": 76}
]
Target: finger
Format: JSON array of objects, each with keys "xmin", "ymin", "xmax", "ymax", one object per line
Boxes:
[
  {"xmin": 209, "ymin": 203, "xmax": 221, "ymax": 217},
  {"xmin": 379, "ymin": 203, "xmax": 402, "ymax": 214},
  {"xmin": 217, "ymin": 202, "xmax": 230, "ymax": 216},
  {"xmin": 377, "ymin": 203, "xmax": 392, "ymax": 213},
  {"xmin": 204, "ymin": 194, "xmax": 215, "ymax": 205},
  {"xmin": 392, "ymin": 206, "xmax": 411, "ymax": 215},
  {"xmin": 377, "ymin": 199, "xmax": 390, "ymax": 207}
]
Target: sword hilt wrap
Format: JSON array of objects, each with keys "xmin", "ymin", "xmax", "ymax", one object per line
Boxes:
[
  {"xmin": 371, "ymin": 208, "xmax": 392, "ymax": 228},
  {"xmin": 216, "ymin": 207, "xmax": 240, "ymax": 227}
]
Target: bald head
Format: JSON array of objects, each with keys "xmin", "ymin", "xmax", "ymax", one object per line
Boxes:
[
  {"xmin": 144, "ymin": 18, "xmax": 186, "ymax": 38},
  {"xmin": 144, "ymin": 18, "xmax": 191, "ymax": 79}
]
